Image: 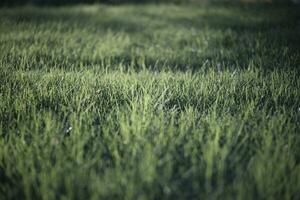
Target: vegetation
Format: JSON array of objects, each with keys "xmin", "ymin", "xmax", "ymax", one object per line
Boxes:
[
  {"xmin": 0, "ymin": 3, "xmax": 300, "ymax": 200},
  {"xmin": 0, "ymin": 0, "xmax": 294, "ymax": 6},
  {"xmin": 1, "ymin": 0, "xmax": 191, "ymax": 7}
]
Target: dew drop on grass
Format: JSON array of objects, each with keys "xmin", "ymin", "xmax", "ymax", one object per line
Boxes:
[{"xmin": 66, "ymin": 126, "xmax": 72, "ymax": 134}]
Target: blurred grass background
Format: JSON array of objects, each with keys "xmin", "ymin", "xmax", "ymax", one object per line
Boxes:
[{"xmin": 0, "ymin": 0, "xmax": 296, "ymax": 6}]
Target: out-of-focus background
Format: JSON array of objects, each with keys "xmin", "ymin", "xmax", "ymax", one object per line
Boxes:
[{"xmin": 0, "ymin": 0, "xmax": 298, "ymax": 6}]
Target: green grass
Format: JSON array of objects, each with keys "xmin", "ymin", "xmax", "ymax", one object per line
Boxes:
[{"xmin": 0, "ymin": 3, "xmax": 300, "ymax": 200}]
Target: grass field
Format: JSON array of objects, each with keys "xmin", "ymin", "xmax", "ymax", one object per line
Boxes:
[{"xmin": 1, "ymin": 3, "xmax": 300, "ymax": 200}]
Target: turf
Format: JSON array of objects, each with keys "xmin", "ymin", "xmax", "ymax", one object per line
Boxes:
[{"xmin": 0, "ymin": 3, "xmax": 300, "ymax": 200}]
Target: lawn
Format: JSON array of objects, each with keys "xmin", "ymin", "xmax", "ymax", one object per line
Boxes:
[{"xmin": 0, "ymin": 3, "xmax": 300, "ymax": 200}]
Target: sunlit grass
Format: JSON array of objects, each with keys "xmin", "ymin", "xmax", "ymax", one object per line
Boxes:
[{"xmin": 0, "ymin": 3, "xmax": 300, "ymax": 200}]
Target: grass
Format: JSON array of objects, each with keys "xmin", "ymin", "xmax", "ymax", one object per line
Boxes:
[{"xmin": 0, "ymin": 3, "xmax": 300, "ymax": 200}]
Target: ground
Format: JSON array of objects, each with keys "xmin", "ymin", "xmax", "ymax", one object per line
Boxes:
[{"xmin": 0, "ymin": 3, "xmax": 300, "ymax": 200}]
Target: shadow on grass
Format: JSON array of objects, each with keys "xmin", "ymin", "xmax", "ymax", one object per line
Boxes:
[{"xmin": 1, "ymin": 4, "xmax": 300, "ymax": 72}]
